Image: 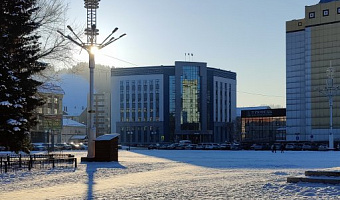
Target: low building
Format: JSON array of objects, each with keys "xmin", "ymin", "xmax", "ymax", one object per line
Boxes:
[
  {"xmin": 31, "ymin": 83, "xmax": 64, "ymax": 143},
  {"xmin": 241, "ymin": 108, "xmax": 286, "ymax": 144},
  {"xmin": 93, "ymin": 93, "xmax": 111, "ymax": 136},
  {"xmin": 61, "ymin": 118, "xmax": 86, "ymax": 143}
]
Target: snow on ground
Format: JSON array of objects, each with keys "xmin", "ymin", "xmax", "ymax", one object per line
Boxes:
[{"xmin": 1, "ymin": 150, "xmax": 340, "ymax": 199}]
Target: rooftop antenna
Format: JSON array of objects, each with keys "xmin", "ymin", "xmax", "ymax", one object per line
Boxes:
[
  {"xmin": 184, "ymin": 53, "xmax": 193, "ymax": 62},
  {"xmin": 57, "ymin": 0, "xmax": 126, "ymax": 160}
]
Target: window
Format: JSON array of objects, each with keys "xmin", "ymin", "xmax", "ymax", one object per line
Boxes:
[
  {"xmin": 338, "ymin": 7, "xmax": 340, "ymax": 14},
  {"xmin": 323, "ymin": 9, "xmax": 329, "ymax": 16},
  {"xmin": 37, "ymin": 107, "xmax": 42, "ymax": 114},
  {"xmin": 181, "ymin": 66, "xmax": 200, "ymax": 130},
  {"xmin": 309, "ymin": 12, "xmax": 315, "ymax": 19}
]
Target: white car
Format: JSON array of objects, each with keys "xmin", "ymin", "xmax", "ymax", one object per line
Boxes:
[
  {"xmin": 318, "ymin": 144, "xmax": 328, "ymax": 151},
  {"xmin": 285, "ymin": 143, "xmax": 295, "ymax": 151}
]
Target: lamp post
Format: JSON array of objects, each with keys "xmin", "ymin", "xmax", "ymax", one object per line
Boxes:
[
  {"xmin": 151, "ymin": 131, "xmax": 157, "ymax": 143},
  {"xmin": 57, "ymin": 0, "xmax": 125, "ymax": 159},
  {"xmin": 127, "ymin": 131, "xmax": 133, "ymax": 150},
  {"xmin": 319, "ymin": 63, "xmax": 340, "ymax": 150}
]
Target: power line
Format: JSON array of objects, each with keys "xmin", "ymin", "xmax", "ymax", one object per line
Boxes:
[
  {"xmin": 237, "ymin": 90, "xmax": 284, "ymax": 98},
  {"xmin": 80, "ymin": 54, "xmax": 285, "ymax": 99},
  {"xmin": 101, "ymin": 53, "xmax": 139, "ymax": 66}
]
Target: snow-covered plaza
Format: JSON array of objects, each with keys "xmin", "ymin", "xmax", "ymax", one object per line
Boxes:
[{"xmin": 1, "ymin": 150, "xmax": 340, "ymax": 199}]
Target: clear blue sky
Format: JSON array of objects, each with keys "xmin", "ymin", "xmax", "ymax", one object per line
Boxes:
[{"xmin": 64, "ymin": 0, "xmax": 320, "ymax": 108}]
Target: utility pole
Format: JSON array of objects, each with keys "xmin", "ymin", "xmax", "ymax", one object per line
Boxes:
[
  {"xmin": 58, "ymin": 0, "xmax": 126, "ymax": 159},
  {"xmin": 319, "ymin": 62, "xmax": 340, "ymax": 150}
]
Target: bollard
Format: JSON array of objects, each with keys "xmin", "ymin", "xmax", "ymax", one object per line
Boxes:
[
  {"xmin": 7, "ymin": 155, "xmax": 10, "ymax": 168},
  {"xmin": 19, "ymin": 154, "xmax": 22, "ymax": 168},
  {"xmin": 74, "ymin": 158, "xmax": 77, "ymax": 168},
  {"xmin": 52, "ymin": 159, "xmax": 55, "ymax": 168},
  {"xmin": 29, "ymin": 155, "xmax": 33, "ymax": 170},
  {"xmin": 4, "ymin": 161, "xmax": 7, "ymax": 173}
]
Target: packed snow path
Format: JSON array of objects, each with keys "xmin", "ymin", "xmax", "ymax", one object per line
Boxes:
[{"xmin": 1, "ymin": 150, "xmax": 340, "ymax": 199}]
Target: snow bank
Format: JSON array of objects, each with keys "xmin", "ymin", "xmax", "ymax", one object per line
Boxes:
[{"xmin": 0, "ymin": 150, "xmax": 339, "ymax": 199}]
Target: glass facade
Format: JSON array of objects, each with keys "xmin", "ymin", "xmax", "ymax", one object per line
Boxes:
[
  {"xmin": 241, "ymin": 109, "xmax": 286, "ymax": 143},
  {"xmin": 180, "ymin": 66, "xmax": 201, "ymax": 130},
  {"xmin": 169, "ymin": 76, "xmax": 176, "ymax": 137}
]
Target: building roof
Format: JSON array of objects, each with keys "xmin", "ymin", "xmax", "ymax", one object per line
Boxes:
[
  {"xmin": 236, "ymin": 106, "xmax": 271, "ymax": 117},
  {"xmin": 111, "ymin": 61, "xmax": 236, "ymax": 80},
  {"xmin": 69, "ymin": 135, "xmax": 87, "ymax": 140},
  {"xmin": 95, "ymin": 134, "xmax": 120, "ymax": 141},
  {"xmin": 63, "ymin": 118, "xmax": 86, "ymax": 127},
  {"xmin": 319, "ymin": 0, "xmax": 340, "ymax": 3},
  {"xmin": 38, "ymin": 82, "xmax": 65, "ymax": 95}
]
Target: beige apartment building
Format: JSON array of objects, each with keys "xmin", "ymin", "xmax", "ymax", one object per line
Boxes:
[
  {"xmin": 31, "ymin": 83, "xmax": 64, "ymax": 143},
  {"xmin": 286, "ymin": 0, "xmax": 340, "ymax": 143}
]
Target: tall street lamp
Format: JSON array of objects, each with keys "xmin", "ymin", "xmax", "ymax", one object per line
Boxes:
[
  {"xmin": 319, "ymin": 63, "xmax": 340, "ymax": 150},
  {"xmin": 58, "ymin": 0, "xmax": 125, "ymax": 159}
]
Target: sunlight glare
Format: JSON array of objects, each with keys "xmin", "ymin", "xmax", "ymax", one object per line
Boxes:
[{"xmin": 90, "ymin": 45, "xmax": 99, "ymax": 55}]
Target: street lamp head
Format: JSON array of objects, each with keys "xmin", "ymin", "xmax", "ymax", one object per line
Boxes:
[
  {"xmin": 84, "ymin": 0, "xmax": 100, "ymax": 9},
  {"xmin": 112, "ymin": 27, "xmax": 119, "ymax": 34},
  {"xmin": 67, "ymin": 25, "xmax": 73, "ymax": 32},
  {"xmin": 90, "ymin": 45, "xmax": 99, "ymax": 55},
  {"xmin": 119, "ymin": 33, "xmax": 127, "ymax": 39}
]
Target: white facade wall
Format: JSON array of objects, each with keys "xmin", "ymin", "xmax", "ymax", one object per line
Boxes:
[
  {"xmin": 213, "ymin": 76, "xmax": 237, "ymax": 123},
  {"xmin": 111, "ymin": 74, "xmax": 164, "ymax": 133}
]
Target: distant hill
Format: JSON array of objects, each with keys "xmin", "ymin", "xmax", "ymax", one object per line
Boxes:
[
  {"xmin": 59, "ymin": 74, "xmax": 88, "ymax": 116},
  {"xmin": 57, "ymin": 63, "xmax": 112, "ymax": 117}
]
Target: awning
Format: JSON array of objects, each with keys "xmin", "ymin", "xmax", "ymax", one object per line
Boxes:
[
  {"xmin": 69, "ymin": 135, "xmax": 87, "ymax": 140},
  {"xmin": 95, "ymin": 133, "xmax": 120, "ymax": 141}
]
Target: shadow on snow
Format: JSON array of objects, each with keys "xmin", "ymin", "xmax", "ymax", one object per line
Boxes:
[{"xmin": 132, "ymin": 150, "xmax": 340, "ymax": 170}]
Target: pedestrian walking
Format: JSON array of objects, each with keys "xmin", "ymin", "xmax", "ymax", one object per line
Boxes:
[
  {"xmin": 280, "ymin": 143, "xmax": 285, "ymax": 153},
  {"xmin": 271, "ymin": 144, "xmax": 276, "ymax": 153}
]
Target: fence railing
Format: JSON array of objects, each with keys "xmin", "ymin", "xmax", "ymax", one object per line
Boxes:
[{"xmin": 0, "ymin": 153, "xmax": 77, "ymax": 173}]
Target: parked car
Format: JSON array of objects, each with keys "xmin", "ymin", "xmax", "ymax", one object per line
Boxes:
[
  {"xmin": 32, "ymin": 143, "xmax": 47, "ymax": 151},
  {"xmin": 158, "ymin": 144, "xmax": 169, "ymax": 150},
  {"xmin": 318, "ymin": 144, "xmax": 329, "ymax": 151},
  {"xmin": 285, "ymin": 143, "xmax": 295, "ymax": 151},
  {"xmin": 175, "ymin": 144, "xmax": 186, "ymax": 150},
  {"xmin": 293, "ymin": 143, "xmax": 303, "ymax": 151},
  {"xmin": 79, "ymin": 143, "xmax": 88, "ymax": 150},
  {"xmin": 195, "ymin": 144, "xmax": 205, "ymax": 150},
  {"xmin": 205, "ymin": 143, "xmax": 219, "ymax": 150},
  {"xmin": 253, "ymin": 144, "xmax": 268, "ymax": 150},
  {"xmin": 70, "ymin": 143, "xmax": 87, "ymax": 150},
  {"xmin": 56, "ymin": 143, "xmax": 72, "ymax": 150},
  {"xmin": 302, "ymin": 143, "xmax": 312, "ymax": 151},
  {"xmin": 231, "ymin": 143, "xmax": 242, "ymax": 150},
  {"xmin": 273, "ymin": 143, "xmax": 282, "ymax": 150},
  {"xmin": 148, "ymin": 143, "xmax": 160, "ymax": 150},
  {"xmin": 185, "ymin": 144, "xmax": 197, "ymax": 150},
  {"xmin": 167, "ymin": 143, "xmax": 179, "ymax": 150},
  {"xmin": 220, "ymin": 143, "xmax": 231, "ymax": 150}
]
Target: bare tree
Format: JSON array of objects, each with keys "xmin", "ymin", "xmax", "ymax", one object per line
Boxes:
[{"xmin": 33, "ymin": 0, "xmax": 81, "ymax": 73}]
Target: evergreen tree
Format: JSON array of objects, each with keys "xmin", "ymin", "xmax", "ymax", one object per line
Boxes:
[{"xmin": 0, "ymin": 0, "xmax": 45, "ymax": 153}]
